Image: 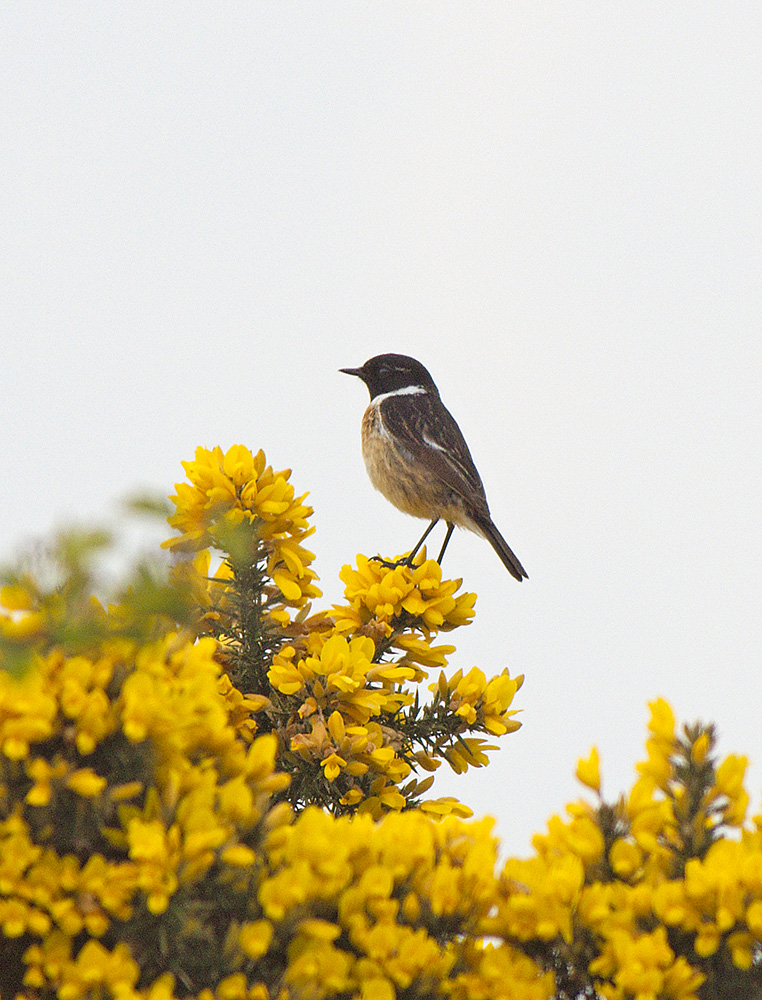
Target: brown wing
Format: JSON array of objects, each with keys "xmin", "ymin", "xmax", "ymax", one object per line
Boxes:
[{"xmin": 379, "ymin": 393, "xmax": 491, "ymax": 519}]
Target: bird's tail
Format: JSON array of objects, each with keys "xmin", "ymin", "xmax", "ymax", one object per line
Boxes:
[{"xmin": 476, "ymin": 516, "xmax": 528, "ymax": 582}]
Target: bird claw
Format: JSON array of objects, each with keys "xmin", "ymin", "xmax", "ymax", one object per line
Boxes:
[{"xmin": 370, "ymin": 554, "xmax": 411, "ymax": 570}]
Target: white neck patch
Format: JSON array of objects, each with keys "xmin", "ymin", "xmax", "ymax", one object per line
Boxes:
[{"xmin": 373, "ymin": 384, "xmax": 427, "ymax": 404}]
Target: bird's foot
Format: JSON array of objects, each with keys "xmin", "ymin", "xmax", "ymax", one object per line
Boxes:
[{"xmin": 370, "ymin": 554, "xmax": 413, "ymax": 570}]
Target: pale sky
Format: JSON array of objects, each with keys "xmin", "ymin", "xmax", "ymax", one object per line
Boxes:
[{"xmin": 3, "ymin": 4, "xmax": 761, "ymax": 854}]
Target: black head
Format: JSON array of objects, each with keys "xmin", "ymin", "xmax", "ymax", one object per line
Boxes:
[{"xmin": 340, "ymin": 353, "xmax": 438, "ymax": 400}]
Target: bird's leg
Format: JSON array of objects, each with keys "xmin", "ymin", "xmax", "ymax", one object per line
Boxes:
[
  {"xmin": 436, "ymin": 522, "xmax": 455, "ymax": 565},
  {"xmin": 406, "ymin": 519, "xmax": 439, "ymax": 565},
  {"xmin": 371, "ymin": 519, "xmax": 440, "ymax": 569}
]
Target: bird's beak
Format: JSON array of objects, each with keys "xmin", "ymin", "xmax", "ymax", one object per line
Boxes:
[{"xmin": 339, "ymin": 367, "xmax": 364, "ymax": 378}]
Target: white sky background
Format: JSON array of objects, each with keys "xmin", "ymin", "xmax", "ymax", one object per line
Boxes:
[{"xmin": 3, "ymin": 4, "xmax": 761, "ymax": 854}]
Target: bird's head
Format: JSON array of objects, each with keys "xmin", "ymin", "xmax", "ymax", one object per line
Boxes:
[{"xmin": 340, "ymin": 354, "xmax": 437, "ymax": 399}]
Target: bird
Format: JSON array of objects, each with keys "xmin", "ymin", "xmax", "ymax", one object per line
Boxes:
[{"xmin": 340, "ymin": 353, "xmax": 527, "ymax": 581}]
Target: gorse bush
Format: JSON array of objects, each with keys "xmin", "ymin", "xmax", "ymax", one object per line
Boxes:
[
  {"xmin": 0, "ymin": 444, "xmax": 761, "ymax": 1000},
  {"xmin": 162, "ymin": 446, "xmax": 519, "ymax": 817}
]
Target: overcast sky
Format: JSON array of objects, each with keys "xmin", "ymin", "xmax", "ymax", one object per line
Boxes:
[{"xmin": 3, "ymin": 4, "xmax": 761, "ymax": 854}]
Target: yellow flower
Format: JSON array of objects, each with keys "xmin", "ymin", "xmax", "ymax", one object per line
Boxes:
[
  {"xmin": 239, "ymin": 920, "xmax": 273, "ymax": 959},
  {"xmin": 335, "ymin": 554, "xmax": 476, "ymax": 636},
  {"xmin": 56, "ymin": 939, "xmax": 140, "ymax": 1000},
  {"xmin": 0, "ymin": 664, "xmax": 58, "ymax": 759},
  {"xmin": 25, "ymin": 756, "xmax": 66, "ymax": 806},
  {"xmin": 321, "ymin": 753, "xmax": 347, "ymax": 782},
  {"xmin": 419, "ymin": 798, "xmax": 473, "ymax": 819},
  {"xmin": 609, "ymin": 838, "xmax": 642, "ymax": 879},
  {"xmin": 747, "ymin": 898, "xmax": 762, "ymax": 937},
  {"xmin": 648, "ymin": 697, "xmax": 676, "ymax": 742},
  {"xmin": 0, "ymin": 583, "xmax": 35, "ymax": 611},
  {"xmin": 691, "ymin": 731, "xmax": 711, "ymax": 763},
  {"xmin": 652, "ymin": 881, "xmax": 691, "ymax": 927},
  {"xmin": 1, "ymin": 609, "xmax": 45, "ymax": 641},
  {"xmin": 576, "ymin": 747, "xmax": 601, "ymax": 794},
  {"xmin": 216, "ymin": 973, "xmax": 248, "ymax": 1000},
  {"xmin": 359, "ymin": 978, "xmax": 395, "ymax": 1000},
  {"xmin": 268, "ymin": 646, "xmax": 306, "ymax": 695},
  {"xmin": 164, "ymin": 445, "xmax": 320, "ymax": 607},
  {"xmin": 66, "ymin": 768, "xmax": 107, "ymax": 797},
  {"xmin": 431, "ymin": 666, "xmax": 521, "ymax": 748},
  {"xmin": 714, "ymin": 754, "xmax": 748, "ymax": 800},
  {"xmin": 127, "ymin": 817, "xmax": 180, "ymax": 915}
]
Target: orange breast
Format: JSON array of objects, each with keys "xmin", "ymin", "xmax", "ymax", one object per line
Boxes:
[{"xmin": 359, "ymin": 404, "xmax": 471, "ymax": 525}]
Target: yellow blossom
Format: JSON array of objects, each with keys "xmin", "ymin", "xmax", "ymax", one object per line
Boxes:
[
  {"xmin": 66, "ymin": 767, "xmax": 107, "ymax": 797},
  {"xmin": 691, "ymin": 731, "xmax": 710, "ymax": 763},
  {"xmin": 321, "ymin": 753, "xmax": 347, "ymax": 782},
  {"xmin": 609, "ymin": 838, "xmax": 642, "ymax": 879},
  {"xmin": 164, "ymin": 444, "xmax": 320, "ymax": 607},
  {"xmin": 576, "ymin": 747, "xmax": 601, "ymax": 794},
  {"xmin": 56, "ymin": 939, "xmax": 140, "ymax": 1000},
  {"xmin": 0, "ymin": 665, "xmax": 58, "ymax": 759},
  {"xmin": 0, "ymin": 583, "xmax": 35, "ymax": 611},
  {"xmin": 648, "ymin": 697, "xmax": 676, "ymax": 742},
  {"xmin": 239, "ymin": 920, "xmax": 273, "ymax": 959},
  {"xmin": 715, "ymin": 754, "xmax": 748, "ymax": 801},
  {"xmin": 334, "ymin": 554, "xmax": 475, "ymax": 635}
]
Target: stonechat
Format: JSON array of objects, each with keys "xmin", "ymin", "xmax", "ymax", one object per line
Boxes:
[{"xmin": 340, "ymin": 353, "xmax": 528, "ymax": 581}]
